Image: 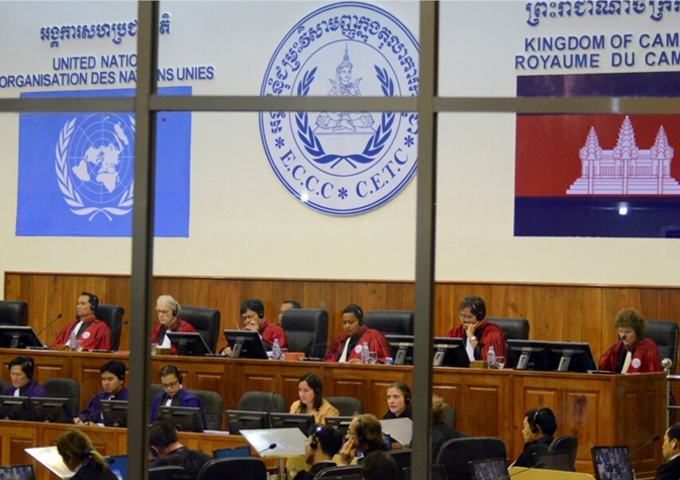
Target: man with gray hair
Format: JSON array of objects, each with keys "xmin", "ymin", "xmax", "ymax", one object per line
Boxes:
[{"xmin": 151, "ymin": 295, "xmax": 196, "ymax": 355}]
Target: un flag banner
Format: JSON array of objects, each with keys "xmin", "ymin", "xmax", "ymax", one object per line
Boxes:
[{"xmin": 16, "ymin": 87, "xmax": 191, "ymax": 237}]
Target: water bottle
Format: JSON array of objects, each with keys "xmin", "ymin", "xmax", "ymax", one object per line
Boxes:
[
  {"xmin": 68, "ymin": 330, "xmax": 78, "ymax": 351},
  {"xmin": 361, "ymin": 341, "xmax": 370, "ymax": 364},
  {"xmin": 487, "ymin": 345, "xmax": 497, "ymax": 369},
  {"xmin": 272, "ymin": 338, "xmax": 282, "ymax": 360}
]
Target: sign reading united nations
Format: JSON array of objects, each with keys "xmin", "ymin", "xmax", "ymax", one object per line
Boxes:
[{"xmin": 260, "ymin": 2, "xmax": 419, "ymax": 216}]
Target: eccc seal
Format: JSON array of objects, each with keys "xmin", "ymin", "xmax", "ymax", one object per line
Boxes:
[{"xmin": 260, "ymin": 2, "xmax": 419, "ymax": 216}]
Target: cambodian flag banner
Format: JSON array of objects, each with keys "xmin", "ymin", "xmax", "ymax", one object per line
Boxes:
[
  {"xmin": 16, "ymin": 86, "xmax": 191, "ymax": 237},
  {"xmin": 515, "ymin": 72, "xmax": 680, "ymax": 238}
]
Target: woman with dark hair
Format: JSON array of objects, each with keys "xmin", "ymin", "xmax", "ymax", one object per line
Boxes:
[
  {"xmin": 56, "ymin": 429, "xmax": 117, "ymax": 480},
  {"xmin": 383, "ymin": 382, "xmax": 412, "ymax": 419},
  {"xmin": 599, "ymin": 308, "xmax": 662, "ymax": 374},
  {"xmin": 290, "ymin": 373, "xmax": 339, "ymax": 423}
]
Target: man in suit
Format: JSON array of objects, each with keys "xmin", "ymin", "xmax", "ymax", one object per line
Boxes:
[{"xmin": 656, "ymin": 423, "xmax": 680, "ymax": 480}]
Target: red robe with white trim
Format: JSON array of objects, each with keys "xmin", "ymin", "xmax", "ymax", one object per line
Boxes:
[
  {"xmin": 599, "ymin": 337, "xmax": 662, "ymax": 373},
  {"xmin": 324, "ymin": 326, "xmax": 391, "ymax": 364},
  {"xmin": 258, "ymin": 320, "xmax": 288, "ymax": 350},
  {"xmin": 445, "ymin": 320, "xmax": 507, "ymax": 361},
  {"xmin": 151, "ymin": 318, "xmax": 197, "ymax": 355},
  {"xmin": 51, "ymin": 316, "xmax": 111, "ymax": 351}
]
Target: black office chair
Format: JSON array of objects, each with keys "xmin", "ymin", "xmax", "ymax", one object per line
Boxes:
[
  {"xmin": 150, "ymin": 383, "xmax": 164, "ymax": 402},
  {"xmin": 435, "ymin": 437, "xmax": 506, "ymax": 480},
  {"xmin": 0, "ymin": 379, "xmax": 9, "ymax": 393},
  {"xmin": 96, "ymin": 304, "xmax": 125, "ymax": 351},
  {"xmin": 149, "ymin": 465, "xmax": 187, "ymax": 480},
  {"xmin": 549, "ymin": 435, "xmax": 578, "ymax": 471},
  {"xmin": 364, "ymin": 311, "xmax": 414, "ymax": 336},
  {"xmin": 281, "ymin": 309, "xmax": 329, "ymax": 358},
  {"xmin": 0, "ymin": 301, "xmax": 28, "ymax": 326},
  {"xmin": 314, "ymin": 466, "xmax": 362, "ymax": 480},
  {"xmin": 43, "ymin": 377, "xmax": 80, "ymax": 415},
  {"xmin": 326, "ymin": 396, "xmax": 364, "ymax": 416},
  {"xmin": 387, "ymin": 449, "xmax": 411, "ymax": 480},
  {"xmin": 198, "ymin": 457, "xmax": 267, "ymax": 480},
  {"xmin": 190, "ymin": 389, "xmax": 224, "ymax": 430},
  {"xmin": 181, "ymin": 306, "xmax": 221, "ymax": 354},
  {"xmin": 487, "ymin": 317, "xmax": 530, "ymax": 341},
  {"xmin": 647, "ymin": 320, "xmax": 679, "ymax": 373},
  {"xmin": 237, "ymin": 392, "xmax": 287, "ymax": 412}
]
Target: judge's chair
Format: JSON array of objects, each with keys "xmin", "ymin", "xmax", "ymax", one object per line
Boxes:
[
  {"xmin": 436, "ymin": 437, "xmax": 506, "ymax": 480},
  {"xmin": 237, "ymin": 391, "xmax": 287, "ymax": 413},
  {"xmin": 281, "ymin": 309, "xmax": 328, "ymax": 359},
  {"xmin": 180, "ymin": 306, "xmax": 221, "ymax": 354},
  {"xmin": 95, "ymin": 304, "xmax": 125, "ymax": 351},
  {"xmin": 326, "ymin": 396, "xmax": 364, "ymax": 416},
  {"xmin": 43, "ymin": 377, "xmax": 80, "ymax": 416},
  {"xmin": 364, "ymin": 310, "xmax": 414, "ymax": 336},
  {"xmin": 487, "ymin": 317, "xmax": 530, "ymax": 341},
  {"xmin": 646, "ymin": 319, "xmax": 679, "ymax": 373},
  {"xmin": 0, "ymin": 301, "xmax": 28, "ymax": 326},
  {"xmin": 189, "ymin": 389, "xmax": 224, "ymax": 430},
  {"xmin": 198, "ymin": 458, "xmax": 267, "ymax": 480}
]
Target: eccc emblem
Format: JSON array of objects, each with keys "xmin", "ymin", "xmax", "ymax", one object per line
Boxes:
[
  {"xmin": 56, "ymin": 113, "xmax": 135, "ymax": 221},
  {"xmin": 260, "ymin": 2, "xmax": 420, "ymax": 215}
]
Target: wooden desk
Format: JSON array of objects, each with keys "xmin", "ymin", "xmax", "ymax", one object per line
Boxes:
[{"xmin": 0, "ymin": 349, "xmax": 666, "ymax": 477}]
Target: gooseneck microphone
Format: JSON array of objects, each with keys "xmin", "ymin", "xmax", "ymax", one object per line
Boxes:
[
  {"xmin": 257, "ymin": 443, "xmax": 277, "ymax": 455},
  {"xmin": 35, "ymin": 313, "xmax": 63, "ymax": 338}
]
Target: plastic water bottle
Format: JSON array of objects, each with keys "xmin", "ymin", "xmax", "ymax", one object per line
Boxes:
[
  {"xmin": 487, "ymin": 345, "xmax": 497, "ymax": 369},
  {"xmin": 68, "ymin": 330, "xmax": 78, "ymax": 351},
  {"xmin": 361, "ymin": 341, "xmax": 370, "ymax": 364},
  {"xmin": 272, "ymin": 338, "xmax": 282, "ymax": 360}
]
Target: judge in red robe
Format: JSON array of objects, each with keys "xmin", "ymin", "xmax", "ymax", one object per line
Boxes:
[
  {"xmin": 599, "ymin": 308, "xmax": 662, "ymax": 374},
  {"xmin": 151, "ymin": 295, "xmax": 197, "ymax": 355},
  {"xmin": 51, "ymin": 292, "xmax": 111, "ymax": 351},
  {"xmin": 240, "ymin": 299, "xmax": 287, "ymax": 349},
  {"xmin": 445, "ymin": 296, "xmax": 506, "ymax": 362},
  {"xmin": 324, "ymin": 304, "xmax": 391, "ymax": 364}
]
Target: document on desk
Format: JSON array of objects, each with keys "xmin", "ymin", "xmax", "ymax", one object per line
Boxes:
[
  {"xmin": 26, "ymin": 446, "xmax": 73, "ymax": 479},
  {"xmin": 380, "ymin": 418, "xmax": 412, "ymax": 446}
]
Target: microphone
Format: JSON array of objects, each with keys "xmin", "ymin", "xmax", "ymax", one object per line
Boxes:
[
  {"xmin": 257, "ymin": 443, "xmax": 277, "ymax": 455},
  {"xmin": 507, "ymin": 462, "xmax": 544, "ymax": 478},
  {"xmin": 35, "ymin": 313, "xmax": 63, "ymax": 338}
]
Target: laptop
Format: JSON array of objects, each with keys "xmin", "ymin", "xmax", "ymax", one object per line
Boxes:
[
  {"xmin": 469, "ymin": 458, "xmax": 508, "ymax": 480},
  {"xmin": 106, "ymin": 455, "xmax": 127, "ymax": 480},
  {"xmin": 591, "ymin": 446, "xmax": 634, "ymax": 480},
  {"xmin": 0, "ymin": 464, "xmax": 35, "ymax": 480}
]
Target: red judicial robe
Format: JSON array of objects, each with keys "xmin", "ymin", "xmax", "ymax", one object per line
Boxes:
[
  {"xmin": 258, "ymin": 320, "xmax": 288, "ymax": 350},
  {"xmin": 51, "ymin": 316, "xmax": 111, "ymax": 351},
  {"xmin": 446, "ymin": 320, "xmax": 507, "ymax": 361},
  {"xmin": 598, "ymin": 337, "xmax": 662, "ymax": 373},
  {"xmin": 324, "ymin": 326, "xmax": 391, "ymax": 363},
  {"xmin": 151, "ymin": 318, "xmax": 197, "ymax": 355}
]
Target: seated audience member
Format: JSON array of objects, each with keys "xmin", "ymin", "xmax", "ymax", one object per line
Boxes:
[
  {"xmin": 151, "ymin": 295, "xmax": 197, "ymax": 355},
  {"xmin": 325, "ymin": 305, "xmax": 391, "ymax": 364},
  {"xmin": 431, "ymin": 395, "xmax": 466, "ymax": 460},
  {"xmin": 290, "ymin": 373, "xmax": 339, "ymax": 423},
  {"xmin": 224, "ymin": 299, "xmax": 288, "ymax": 356},
  {"xmin": 383, "ymin": 382, "xmax": 412, "ymax": 420},
  {"xmin": 294, "ymin": 424, "xmax": 345, "ymax": 480},
  {"xmin": 279, "ymin": 299, "xmax": 302, "ymax": 322},
  {"xmin": 57, "ymin": 429, "xmax": 117, "ymax": 480},
  {"xmin": 149, "ymin": 365, "xmax": 206, "ymax": 429},
  {"xmin": 599, "ymin": 308, "xmax": 662, "ymax": 374},
  {"xmin": 339, "ymin": 414, "xmax": 387, "ymax": 465},
  {"xmin": 1, "ymin": 356, "xmax": 47, "ymax": 397},
  {"xmin": 513, "ymin": 407, "xmax": 557, "ymax": 468},
  {"xmin": 446, "ymin": 296, "xmax": 506, "ymax": 363},
  {"xmin": 51, "ymin": 292, "xmax": 111, "ymax": 351},
  {"xmin": 149, "ymin": 420, "xmax": 211, "ymax": 479},
  {"xmin": 361, "ymin": 451, "xmax": 398, "ymax": 480},
  {"xmin": 656, "ymin": 423, "xmax": 680, "ymax": 480},
  {"xmin": 75, "ymin": 360, "xmax": 128, "ymax": 425}
]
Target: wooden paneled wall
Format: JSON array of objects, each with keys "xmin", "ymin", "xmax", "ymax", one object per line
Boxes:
[{"xmin": 4, "ymin": 272, "xmax": 680, "ymax": 362}]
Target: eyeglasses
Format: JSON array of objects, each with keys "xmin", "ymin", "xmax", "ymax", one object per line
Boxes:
[
  {"xmin": 155, "ymin": 309, "xmax": 172, "ymax": 315},
  {"xmin": 241, "ymin": 313, "xmax": 258, "ymax": 321},
  {"xmin": 161, "ymin": 381, "xmax": 179, "ymax": 389},
  {"xmin": 458, "ymin": 313, "xmax": 475, "ymax": 320}
]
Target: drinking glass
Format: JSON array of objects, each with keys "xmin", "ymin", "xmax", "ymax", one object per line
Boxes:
[{"xmin": 369, "ymin": 352, "xmax": 378, "ymax": 364}]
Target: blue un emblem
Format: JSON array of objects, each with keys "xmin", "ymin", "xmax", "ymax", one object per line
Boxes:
[{"xmin": 260, "ymin": 2, "xmax": 420, "ymax": 215}]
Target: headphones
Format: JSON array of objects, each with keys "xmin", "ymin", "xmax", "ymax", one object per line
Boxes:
[
  {"xmin": 82, "ymin": 292, "xmax": 99, "ymax": 312},
  {"xmin": 310, "ymin": 426, "xmax": 323, "ymax": 449},
  {"xmin": 529, "ymin": 408, "xmax": 541, "ymax": 434},
  {"xmin": 16, "ymin": 356, "xmax": 34, "ymax": 379},
  {"xmin": 160, "ymin": 365, "xmax": 183, "ymax": 384},
  {"xmin": 470, "ymin": 299, "xmax": 484, "ymax": 321},
  {"xmin": 355, "ymin": 417, "xmax": 367, "ymax": 444},
  {"xmin": 172, "ymin": 303, "xmax": 178, "ymax": 318}
]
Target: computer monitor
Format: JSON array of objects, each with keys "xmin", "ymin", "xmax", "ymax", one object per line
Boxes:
[
  {"xmin": 166, "ymin": 332, "xmax": 213, "ymax": 356},
  {"xmin": 269, "ymin": 412, "xmax": 315, "ymax": 435},
  {"xmin": 225, "ymin": 410, "xmax": 270, "ymax": 435},
  {"xmin": 432, "ymin": 337, "xmax": 470, "ymax": 368},
  {"xmin": 507, "ymin": 340, "xmax": 551, "ymax": 371},
  {"xmin": 384, "ymin": 334, "xmax": 414, "ymax": 366},
  {"xmin": 102, "ymin": 400, "xmax": 128, "ymax": 427},
  {"xmin": 0, "ymin": 395, "xmax": 33, "ymax": 421},
  {"xmin": 213, "ymin": 446, "xmax": 252, "ymax": 459},
  {"xmin": 223, "ymin": 330, "xmax": 269, "ymax": 359},
  {"xmin": 591, "ymin": 446, "xmax": 633, "ymax": 480},
  {"xmin": 0, "ymin": 464, "xmax": 35, "ymax": 480},
  {"xmin": 469, "ymin": 458, "xmax": 508, "ymax": 480},
  {"xmin": 325, "ymin": 416, "xmax": 353, "ymax": 436},
  {"xmin": 105, "ymin": 455, "xmax": 127, "ymax": 480},
  {"xmin": 30, "ymin": 397, "xmax": 74, "ymax": 424},
  {"xmin": 534, "ymin": 451, "xmax": 573, "ymax": 472},
  {"xmin": 0, "ymin": 326, "xmax": 44, "ymax": 349},
  {"xmin": 548, "ymin": 342, "xmax": 597, "ymax": 373},
  {"xmin": 159, "ymin": 406, "xmax": 204, "ymax": 433}
]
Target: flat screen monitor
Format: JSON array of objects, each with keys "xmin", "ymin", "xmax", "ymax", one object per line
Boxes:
[
  {"xmin": 166, "ymin": 332, "xmax": 212, "ymax": 356},
  {"xmin": 325, "ymin": 416, "xmax": 353, "ymax": 436},
  {"xmin": 225, "ymin": 409, "xmax": 270, "ymax": 435},
  {"xmin": 507, "ymin": 340, "xmax": 551, "ymax": 371},
  {"xmin": 223, "ymin": 330, "xmax": 269, "ymax": 359},
  {"xmin": 213, "ymin": 446, "xmax": 252, "ymax": 459},
  {"xmin": 548, "ymin": 342, "xmax": 597, "ymax": 373},
  {"xmin": 469, "ymin": 458, "xmax": 508, "ymax": 480},
  {"xmin": 102, "ymin": 400, "xmax": 128, "ymax": 427},
  {"xmin": 105, "ymin": 455, "xmax": 127, "ymax": 480},
  {"xmin": 591, "ymin": 446, "xmax": 633, "ymax": 480},
  {"xmin": 0, "ymin": 326, "xmax": 44, "ymax": 349},
  {"xmin": 0, "ymin": 395, "xmax": 33, "ymax": 421},
  {"xmin": 0, "ymin": 464, "xmax": 35, "ymax": 480},
  {"xmin": 432, "ymin": 337, "xmax": 470, "ymax": 368},
  {"xmin": 159, "ymin": 406, "xmax": 204, "ymax": 433},
  {"xmin": 30, "ymin": 397, "xmax": 74, "ymax": 424},
  {"xmin": 269, "ymin": 412, "xmax": 315, "ymax": 435},
  {"xmin": 384, "ymin": 334, "xmax": 414, "ymax": 366}
]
